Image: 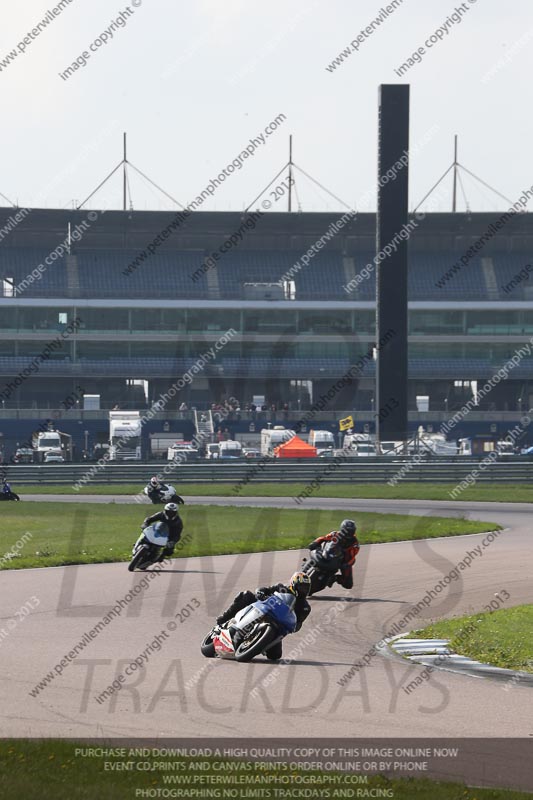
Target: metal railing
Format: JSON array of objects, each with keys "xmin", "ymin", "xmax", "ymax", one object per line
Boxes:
[{"xmin": 5, "ymin": 458, "xmax": 533, "ymax": 485}]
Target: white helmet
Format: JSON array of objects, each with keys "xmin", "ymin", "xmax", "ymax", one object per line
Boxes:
[
  {"xmin": 150, "ymin": 476, "xmax": 160, "ymax": 488},
  {"xmin": 164, "ymin": 502, "xmax": 178, "ymax": 519}
]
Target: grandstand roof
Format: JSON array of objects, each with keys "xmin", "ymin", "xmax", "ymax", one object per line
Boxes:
[{"xmin": 1, "ymin": 207, "xmax": 532, "ymax": 251}]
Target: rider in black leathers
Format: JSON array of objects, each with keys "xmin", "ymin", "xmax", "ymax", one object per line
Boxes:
[
  {"xmin": 142, "ymin": 502, "xmax": 184, "ymax": 561},
  {"xmin": 215, "ymin": 572, "xmax": 312, "ymax": 660},
  {"xmin": 145, "ymin": 476, "xmax": 181, "ymax": 503}
]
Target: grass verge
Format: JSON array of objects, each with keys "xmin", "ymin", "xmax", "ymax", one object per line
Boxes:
[
  {"xmin": 0, "ymin": 503, "xmax": 498, "ymax": 570},
  {"xmin": 1, "ymin": 740, "xmax": 531, "ymax": 800},
  {"xmin": 413, "ymin": 604, "xmax": 533, "ymax": 673},
  {"xmin": 13, "ymin": 481, "xmax": 533, "ymax": 502}
]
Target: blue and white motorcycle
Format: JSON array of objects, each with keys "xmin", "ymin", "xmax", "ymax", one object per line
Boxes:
[
  {"xmin": 200, "ymin": 591, "xmax": 297, "ymax": 663},
  {"xmin": 128, "ymin": 521, "xmax": 169, "ymax": 572}
]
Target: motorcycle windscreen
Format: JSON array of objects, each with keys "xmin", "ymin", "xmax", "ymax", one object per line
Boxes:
[
  {"xmin": 143, "ymin": 522, "xmax": 169, "ymax": 546},
  {"xmin": 233, "ymin": 603, "xmax": 264, "ymax": 629},
  {"xmin": 254, "ymin": 594, "xmax": 297, "ymax": 634}
]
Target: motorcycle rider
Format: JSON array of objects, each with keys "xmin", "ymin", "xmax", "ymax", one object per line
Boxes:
[
  {"xmin": 142, "ymin": 502, "xmax": 184, "ymax": 561},
  {"xmin": 215, "ymin": 571, "xmax": 312, "ymax": 660},
  {"xmin": 145, "ymin": 476, "xmax": 183, "ymax": 504},
  {"xmin": 308, "ymin": 519, "xmax": 360, "ymax": 589}
]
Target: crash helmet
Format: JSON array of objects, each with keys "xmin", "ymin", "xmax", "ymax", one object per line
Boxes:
[
  {"xmin": 338, "ymin": 519, "xmax": 357, "ymax": 544},
  {"xmin": 164, "ymin": 502, "xmax": 178, "ymax": 519},
  {"xmin": 289, "ymin": 571, "xmax": 311, "ymax": 598},
  {"xmin": 150, "ymin": 476, "xmax": 160, "ymax": 488}
]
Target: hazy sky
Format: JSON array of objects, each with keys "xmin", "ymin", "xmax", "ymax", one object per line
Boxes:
[{"xmin": 1, "ymin": 0, "xmax": 532, "ymax": 214}]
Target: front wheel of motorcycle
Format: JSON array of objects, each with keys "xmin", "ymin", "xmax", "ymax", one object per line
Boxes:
[
  {"xmin": 200, "ymin": 630, "xmax": 217, "ymax": 658},
  {"xmin": 234, "ymin": 623, "xmax": 277, "ymax": 663},
  {"xmin": 128, "ymin": 544, "xmax": 153, "ymax": 572}
]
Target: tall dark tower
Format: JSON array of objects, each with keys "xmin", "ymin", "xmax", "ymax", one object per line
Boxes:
[{"xmin": 376, "ymin": 84, "xmax": 410, "ymax": 443}]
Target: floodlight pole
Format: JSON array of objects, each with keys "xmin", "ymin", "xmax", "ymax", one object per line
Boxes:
[
  {"xmin": 123, "ymin": 132, "xmax": 127, "ymax": 212},
  {"xmin": 288, "ymin": 135, "xmax": 293, "ymax": 212},
  {"xmin": 452, "ymin": 134, "xmax": 458, "ymax": 213}
]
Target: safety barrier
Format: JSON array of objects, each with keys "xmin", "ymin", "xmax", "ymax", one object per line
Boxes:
[{"xmin": 4, "ymin": 457, "xmax": 533, "ymax": 485}]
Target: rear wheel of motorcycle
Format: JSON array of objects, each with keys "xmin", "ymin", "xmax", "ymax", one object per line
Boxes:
[
  {"xmin": 234, "ymin": 623, "xmax": 276, "ymax": 663},
  {"xmin": 200, "ymin": 631, "xmax": 216, "ymax": 658},
  {"xmin": 128, "ymin": 545, "xmax": 152, "ymax": 572}
]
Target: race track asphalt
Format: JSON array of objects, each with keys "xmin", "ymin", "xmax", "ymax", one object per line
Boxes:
[{"xmin": 1, "ymin": 495, "xmax": 532, "ymax": 742}]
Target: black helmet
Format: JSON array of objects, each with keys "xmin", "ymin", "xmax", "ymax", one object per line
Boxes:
[
  {"xmin": 339, "ymin": 519, "xmax": 356, "ymax": 542},
  {"xmin": 164, "ymin": 502, "xmax": 178, "ymax": 519}
]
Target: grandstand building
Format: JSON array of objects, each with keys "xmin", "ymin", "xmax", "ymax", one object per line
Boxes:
[{"xmin": 1, "ymin": 206, "xmax": 533, "ymax": 456}]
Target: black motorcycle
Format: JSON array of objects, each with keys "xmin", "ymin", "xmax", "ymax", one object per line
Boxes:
[
  {"xmin": 300, "ymin": 540, "xmax": 344, "ymax": 595},
  {"xmin": 0, "ymin": 490, "xmax": 20, "ymax": 501}
]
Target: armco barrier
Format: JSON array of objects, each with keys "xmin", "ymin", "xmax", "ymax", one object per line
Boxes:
[{"xmin": 5, "ymin": 458, "xmax": 533, "ymax": 485}]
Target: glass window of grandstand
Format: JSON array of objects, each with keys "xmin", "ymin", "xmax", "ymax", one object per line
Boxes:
[
  {"xmin": 298, "ymin": 311, "xmax": 359, "ymax": 334},
  {"xmin": 77, "ymin": 308, "xmax": 129, "ymax": 332},
  {"xmin": 77, "ymin": 342, "xmax": 129, "ymax": 360},
  {"xmin": 409, "ymin": 344, "xmax": 465, "ymax": 359},
  {"xmin": 130, "ymin": 309, "xmax": 186, "ymax": 333},
  {"xmin": 18, "ymin": 341, "xmax": 72, "ymax": 360},
  {"xmin": 0, "ymin": 308, "xmax": 17, "ymax": 330},
  {"xmin": 409, "ymin": 311, "xmax": 464, "ymax": 335},
  {"xmin": 243, "ymin": 310, "xmax": 296, "ymax": 333},
  {"xmin": 130, "ymin": 342, "xmax": 183, "ymax": 358},
  {"xmin": 466, "ymin": 310, "xmax": 533, "ymax": 335},
  {"xmin": 0, "ymin": 341, "xmax": 15, "ymax": 355},
  {"xmin": 294, "ymin": 341, "xmax": 356, "ymax": 358},
  {"xmin": 187, "ymin": 309, "xmax": 240, "ymax": 333},
  {"xmin": 17, "ymin": 308, "xmax": 75, "ymax": 332}
]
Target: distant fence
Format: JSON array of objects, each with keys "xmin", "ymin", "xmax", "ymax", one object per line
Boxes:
[{"xmin": 4, "ymin": 457, "xmax": 533, "ymax": 485}]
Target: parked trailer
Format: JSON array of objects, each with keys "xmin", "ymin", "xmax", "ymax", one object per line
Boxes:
[
  {"xmin": 108, "ymin": 411, "xmax": 142, "ymax": 461},
  {"xmin": 260, "ymin": 426, "xmax": 295, "ymax": 456}
]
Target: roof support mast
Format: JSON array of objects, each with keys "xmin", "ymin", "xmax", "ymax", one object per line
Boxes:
[
  {"xmin": 452, "ymin": 134, "xmax": 458, "ymax": 213},
  {"xmin": 288, "ymin": 135, "xmax": 293, "ymax": 212},
  {"xmin": 123, "ymin": 132, "xmax": 127, "ymax": 212}
]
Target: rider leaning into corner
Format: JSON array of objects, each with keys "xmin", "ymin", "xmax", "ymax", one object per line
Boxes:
[
  {"xmin": 145, "ymin": 475, "xmax": 176, "ymax": 503},
  {"xmin": 308, "ymin": 518, "xmax": 360, "ymax": 589},
  {"xmin": 142, "ymin": 501, "xmax": 184, "ymax": 562},
  {"xmin": 215, "ymin": 571, "xmax": 312, "ymax": 660}
]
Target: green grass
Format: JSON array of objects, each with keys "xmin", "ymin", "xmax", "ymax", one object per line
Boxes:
[
  {"xmin": 412, "ymin": 604, "xmax": 533, "ymax": 673},
  {"xmin": 0, "ymin": 740, "xmax": 531, "ymax": 800},
  {"xmin": 15, "ymin": 481, "xmax": 533, "ymax": 502},
  {"xmin": 0, "ymin": 503, "xmax": 498, "ymax": 570}
]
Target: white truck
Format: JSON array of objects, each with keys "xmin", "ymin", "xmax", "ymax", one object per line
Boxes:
[
  {"xmin": 410, "ymin": 429, "xmax": 457, "ymax": 456},
  {"xmin": 308, "ymin": 429, "xmax": 335, "ymax": 455},
  {"xmin": 219, "ymin": 440, "xmax": 243, "ymax": 459},
  {"xmin": 108, "ymin": 411, "xmax": 142, "ymax": 461},
  {"xmin": 167, "ymin": 441, "xmax": 199, "ymax": 462},
  {"xmin": 342, "ymin": 432, "xmax": 377, "ymax": 457},
  {"xmin": 260, "ymin": 426, "xmax": 295, "ymax": 456},
  {"xmin": 34, "ymin": 430, "xmax": 72, "ymax": 462}
]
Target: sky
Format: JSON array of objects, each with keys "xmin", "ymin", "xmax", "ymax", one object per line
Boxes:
[{"xmin": 1, "ymin": 0, "xmax": 532, "ymax": 214}]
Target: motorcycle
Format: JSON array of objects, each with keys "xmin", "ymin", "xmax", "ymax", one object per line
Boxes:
[
  {"xmin": 143, "ymin": 484, "xmax": 181, "ymax": 504},
  {"xmin": 300, "ymin": 539, "xmax": 344, "ymax": 595},
  {"xmin": 128, "ymin": 521, "xmax": 169, "ymax": 571},
  {"xmin": 200, "ymin": 591, "xmax": 297, "ymax": 663},
  {"xmin": 0, "ymin": 490, "xmax": 20, "ymax": 501}
]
